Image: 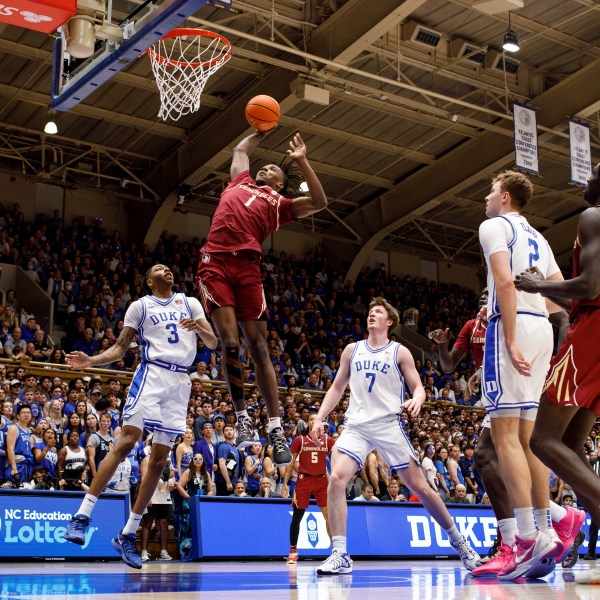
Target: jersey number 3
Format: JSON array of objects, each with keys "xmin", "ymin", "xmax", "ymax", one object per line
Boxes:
[{"xmin": 165, "ymin": 323, "xmax": 179, "ymax": 344}]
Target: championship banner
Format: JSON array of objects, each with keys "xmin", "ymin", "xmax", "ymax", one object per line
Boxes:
[
  {"xmin": 513, "ymin": 100, "xmax": 539, "ymax": 175},
  {"xmin": 569, "ymin": 119, "xmax": 593, "ymax": 187}
]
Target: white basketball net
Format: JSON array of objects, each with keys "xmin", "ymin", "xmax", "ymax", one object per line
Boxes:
[{"xmin": 148, "ymin": 30, "xmax": 231, "ymax": 122}]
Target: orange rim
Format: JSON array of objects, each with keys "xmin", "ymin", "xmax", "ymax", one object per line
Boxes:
[{"xmin": 148, "ymin": 28, "xmax": 232, "ymax": 69}]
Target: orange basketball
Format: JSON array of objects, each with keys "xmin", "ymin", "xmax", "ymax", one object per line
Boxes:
[{"xmin": 245, "ymin": 95, "xmax": 280, "ymax": 131}]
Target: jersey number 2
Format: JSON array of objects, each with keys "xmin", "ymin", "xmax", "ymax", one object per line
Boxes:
[
  {"xmin": 165, "ymin": 323, "xmax": 179, "ymax": 344},
  {"xmin": 528, "ymin": 238, "xmax": 539, "ymax": 268}
]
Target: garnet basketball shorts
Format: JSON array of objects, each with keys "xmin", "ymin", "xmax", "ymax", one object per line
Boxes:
[{"xmin": 293, "ymin": 474, "xmax": 328, "ymax": 509}]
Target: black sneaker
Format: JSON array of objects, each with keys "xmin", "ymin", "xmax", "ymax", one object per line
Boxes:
[
  {"xmin": 270, "ymin": 427, "xmax": 292, "ymax": 466},
  {"xmin": 235, "ymin": 415, "xmax": 256, "ymax": 449},
  {"xmin": 562, "ymin": 530, "xmax": 586, "ymax": 569}
]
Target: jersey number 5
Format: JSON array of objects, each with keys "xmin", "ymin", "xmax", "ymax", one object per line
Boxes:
[{"xmin": 165, "ymin": 323, "xmax": 179, "ymax": 344}]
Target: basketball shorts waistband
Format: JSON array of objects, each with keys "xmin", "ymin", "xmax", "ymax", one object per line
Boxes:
[{"xmin": 144, "ymin": 360, "xmax": 188, "ymax": 373}]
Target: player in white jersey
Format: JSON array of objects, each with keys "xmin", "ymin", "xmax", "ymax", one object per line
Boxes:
[
  {"xmin": 312, "ymin": 297, "xmax": 480, "ymax": 575},
  {"xmin": 479, "ymin": 171, "xmax": 566, "ymax": 580},
  {"xmin": 62, "ymin": 264, "xmax": 217, "ymax": 569}
]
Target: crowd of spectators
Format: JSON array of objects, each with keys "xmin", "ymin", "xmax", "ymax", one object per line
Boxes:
[{"xmin": 0, "ymin": 206, "xmax": 596, "ymax": 557}]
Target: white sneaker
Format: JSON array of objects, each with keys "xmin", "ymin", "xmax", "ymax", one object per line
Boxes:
[
  {"xmin": 451, "ymin": 536, "xmax": 481, "ymax": 571},
  {"xmin": 159, "ymin": 550, "xmax": 172, "ymax": 561},
  {"xmin": 317, "ymin": 549, "xmax": 352, "ymax": 575},
  {"xmin": 140, "ymin": 550, "xmax": 150, "ymax": 562},
  {"xmin": 575, "ymin": 567, "xmax": 600, "ymax": 584}
]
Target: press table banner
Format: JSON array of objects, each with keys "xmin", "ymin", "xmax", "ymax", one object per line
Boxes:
[
  {"xmin": 190, "ymin": 497, "xmax": 593, "ymax": 559},
  {"xmin": 513, "ymin": 100, "xmax": 539, "ymax": 175},
  {"xmin": 0, "ymin": 489, "xmax": 129, "ymax": 559},
  {"xmin": 569, "ymin": 119, "xmax": 593, "ymax": 187}
]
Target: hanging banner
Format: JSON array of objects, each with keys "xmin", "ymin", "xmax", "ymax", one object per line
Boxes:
[
  {"xmin": 569, "ymin": 119, "xmax": 593, "ymax": 187},
  {"xmin": 513, "ymin": 100, "xmax": 539, "ymax": 175}
]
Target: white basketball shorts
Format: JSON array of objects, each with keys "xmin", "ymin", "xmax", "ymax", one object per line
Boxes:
[
  {"xmin": 335, "ymin": 416, "xmax": 419, "ymax": 472},
  {"xmin": 123, "ymin": 363, "xmax": 191, "ymax": 442},
  {"xmin": 482, "ymin": 314, "xmax": 552, "ymax": 418}
]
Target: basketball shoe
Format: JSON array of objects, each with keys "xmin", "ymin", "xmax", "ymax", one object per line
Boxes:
[
  {"xmin": 236, "ymin": 415, "xmax": 257, "ymax": 449},
  {"xmin": 286, "ymin": 549, "xmax": 299, "ymax": 565},
  {"xmin": 471, "ymin": 544, "xmax": 514, "ymax": 577},
  {"xmin": 451, "ymin": 537, "xmax": 481, "ymax": 571},
  {"xmin": 269, "ymin": 427, "xmax": 292, "ymax": 465},
  {"xmin": 562, "ymin": 530, "xmax": 586, "ymax": 569},
  {"xmin": 575, "ymin": 567, "xmax": 600, "ymax": 584},
  {"xmin": 497, "ymin": 531, "xmax": 558, "ymax": 580},
  {"xmin": 111, "ymin": 530, "xmax": 142, "ymax": 569},
  {"xmin": 63, "ymin": 514, "xmax": 92, "ymax": 545},
  {"xmin": 317, "ymin": 550, "xmax": 352, "ymax": 575},
  {"xmin": 554, "ymin": 505, "xmax": 586, "ymax": 562}
]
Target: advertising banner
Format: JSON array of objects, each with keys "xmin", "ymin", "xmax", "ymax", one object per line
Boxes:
[
  {"xmin": 569, "ymin": 119, "xmax": 593, "ymax": 187},
  {"xmin": 513, "ymin": 100, "xmax": 539, "ymax": 175},
  {"xmin": 0, "ymin": 489, "xmax": 129, "ymax": 559}
]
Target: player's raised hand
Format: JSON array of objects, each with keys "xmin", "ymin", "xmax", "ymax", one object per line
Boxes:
[
  {"xmin": 429, "ymin": 328, "xmax": 449, "ymax": 344},
  {"xmin": 507, "ymin": 342, "xmax": 531, "ymax": 376},
  {"xmin": 287, "ymin": 133, "xmax": 306, "ymax": 162},
  {"xmin": 311, "ymin": 417, "xmax": 324, "ymax": 445},
  {"xmin": 66, "ymin": 351, "xmax": 92, "ymax": 370}
]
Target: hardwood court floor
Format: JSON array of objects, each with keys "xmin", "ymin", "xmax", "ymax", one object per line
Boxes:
[{"xmin": 1, "ymin": 559, "xmax": 597, "ymax": 599}]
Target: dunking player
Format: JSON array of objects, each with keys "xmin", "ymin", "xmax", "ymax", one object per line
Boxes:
[
  {"xmin": 282, "ymin": 412, "xmax": 335, "ymax": 564},
  {"xmin": 516, "ymin": 162, "xmax": 600, "ymax": 584},
  {"xmin": 312, "ymin": 297, "xmax": 480, "ymax": 574},
  {"xmin": 478, "ymin": 171, "xmax": 584, "ymax": 580},
  {"xmin": 63, "ymin": 265, "xmax": 217, "ymax": 568},
  {"xmin": 197, "ymin": 130, "xmax": 327, "ymax": 465},
  {"xmin": 433, "ymin": 290, "xmax": 581, "ymax": 576}
]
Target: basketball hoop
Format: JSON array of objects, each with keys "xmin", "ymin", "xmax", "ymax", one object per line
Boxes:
[{"xmin": 148, "ymin": 28, "xmax": 231, "ymax": 121}]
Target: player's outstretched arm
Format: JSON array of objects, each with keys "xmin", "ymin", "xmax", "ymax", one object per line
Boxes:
[
  {"xmin": 288, "ymin": 134, "xmax": 328, "ymax": 218},
  {"xmin": 398, "ymin": 346, "xmax": 425, "ymax": 418},
  {"xmin": 430, "ymin": 328, "xmax": 465, "ymax": 373},
  {"xmin": 515, "ymin": 208, "xmax": 600, "ymax": 302},
  {"xmin": 312, "ymin": 344, "xmax": 353, "ymax": 443},
  {"xmin": 66, "ymin": 326, "xmax": 136, "ymax": 369},
  {"xmin": 231, "ymin": 130, "xmax": 274, "ymax": 179}
]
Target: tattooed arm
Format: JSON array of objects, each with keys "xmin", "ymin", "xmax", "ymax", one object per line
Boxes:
[{"xmin": 66, "ymin": 327, "xmax": 137, "ymax": 369}]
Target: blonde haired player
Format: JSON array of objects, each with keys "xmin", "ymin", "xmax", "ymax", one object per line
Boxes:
[{"xmin": 312, "ymin": 297, "xmax": 480, "ymax": 574}]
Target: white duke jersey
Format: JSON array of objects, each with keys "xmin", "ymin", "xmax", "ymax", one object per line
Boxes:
[
  {"xmin": 479, "ymin": 213, "xmax": 560, "ymax": 321},
  {"xmin": 345, "ymin": 340, "xmax": 405, "ymax": 426},
  {"xmin": 124, "ymin": 293, "xmax": 206, "ymax": 368}
]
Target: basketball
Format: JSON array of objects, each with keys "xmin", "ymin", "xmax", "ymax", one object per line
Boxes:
[{"xmin": 245, "ymin": 95, "xmax": 280, "ymax": 131}]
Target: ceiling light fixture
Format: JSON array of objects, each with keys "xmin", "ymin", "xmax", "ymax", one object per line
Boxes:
[
  {"xmin": 502, "ymin": 12, "xmax": 520, "ymax": 53},
  {"xmin": 44, "ymin": 110, "xmax": 58, "ymax": 135}
]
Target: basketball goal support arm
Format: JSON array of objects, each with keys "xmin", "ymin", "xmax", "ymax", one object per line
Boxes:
[{"xmin": 51, "ymin": 0, "xmax": 209, "ymax": 111}]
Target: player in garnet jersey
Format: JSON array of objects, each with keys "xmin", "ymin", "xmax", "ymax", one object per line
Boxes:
[
  {"xmin": 516, "ymin": 162, "xmax": 600, "ymax": 585},
  {"xmin": 197, "ymin": 129, "xmax": 327, "ymax": 467},
  {"xmin": 281, "ymin": 413, "xmax": 335, "ymax": 564}
]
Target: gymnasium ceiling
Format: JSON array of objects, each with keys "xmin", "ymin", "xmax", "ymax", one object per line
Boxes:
[{"xmin": 0, "ymin": 0, "xmax": 599, "ymax": 273}]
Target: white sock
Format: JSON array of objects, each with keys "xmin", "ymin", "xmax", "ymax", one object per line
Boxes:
[
  {"xmin": 514, "ymin": 507, "xmax": 537, "ymax": 539},
  {"xmin": 122, "ymin": 512, "xmax": 143, "ymax": 536},
  {"xmin": 236, "ymin": 410, "xmax": 249, "ymax": 420},
  {"xmin": 268, "ymin": 417, "xmax": 281, "ymax": 432},
  {"xmin": 549, "ymin": 500, "xmax": 568, "ymax": 523},
  {"xmin": 497, "ymin": 518, "xmax": 518, "ymax": 546},
  {"xmin": 332, "ymin": 535, "xmax": 347, "ymax": 554},
  {"xmin": 444, "ymin": 524, "xmax": 462, "ymax": 544},
  {"xmin": 76, "ymin": 494, "xmax": 98, "ymax": 518},
  {"xmin": 533, "ymin": 508, "xmax": 552, "ymax": 531}
]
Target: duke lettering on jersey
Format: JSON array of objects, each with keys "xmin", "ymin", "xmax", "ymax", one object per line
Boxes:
[
  {"xmin": 148, "ymin": 311, "xmax": 188, "ymax": 325},
  {"xmin": 354, "ymin": 359, "xmax": 391, "ymax": 374}
]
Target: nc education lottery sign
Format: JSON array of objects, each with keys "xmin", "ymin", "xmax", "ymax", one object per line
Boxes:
[
  {"xmin": 0, "ymin": 489, "xmax": 129, "ymax": 559},
  {"xmin": 513, "ymin": 100, "xmax": 539, "ymax": 175},
  {"xmin": 569, "ymin": 119, "xmax": 593, "ymax": 187}
]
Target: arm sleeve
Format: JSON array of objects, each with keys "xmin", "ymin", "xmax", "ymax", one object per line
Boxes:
[
  {"xmin": 87, "ymin": 434, "xmax": 99, "ymax": 449},
  {"xmin": 278, "ymin": 197, "xmax": 295, "ymax": 229},
  {"xmin": 479, "ymin": 218, "xmax": 512, "ymax": 258},
  {"xmin": 290, "ymin": 437, "xmax": 301, "ymax": 454},
  {"xmin": 226, "ymin": 170, "xmax": 252, "ymax": 190},
  {"xmin": 453, "ymin": 320, "xmax": 474, "ymax": 354},
  {"xmin": 123, "ymin": 300, "xmax": 144, "ymax": 330}
]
